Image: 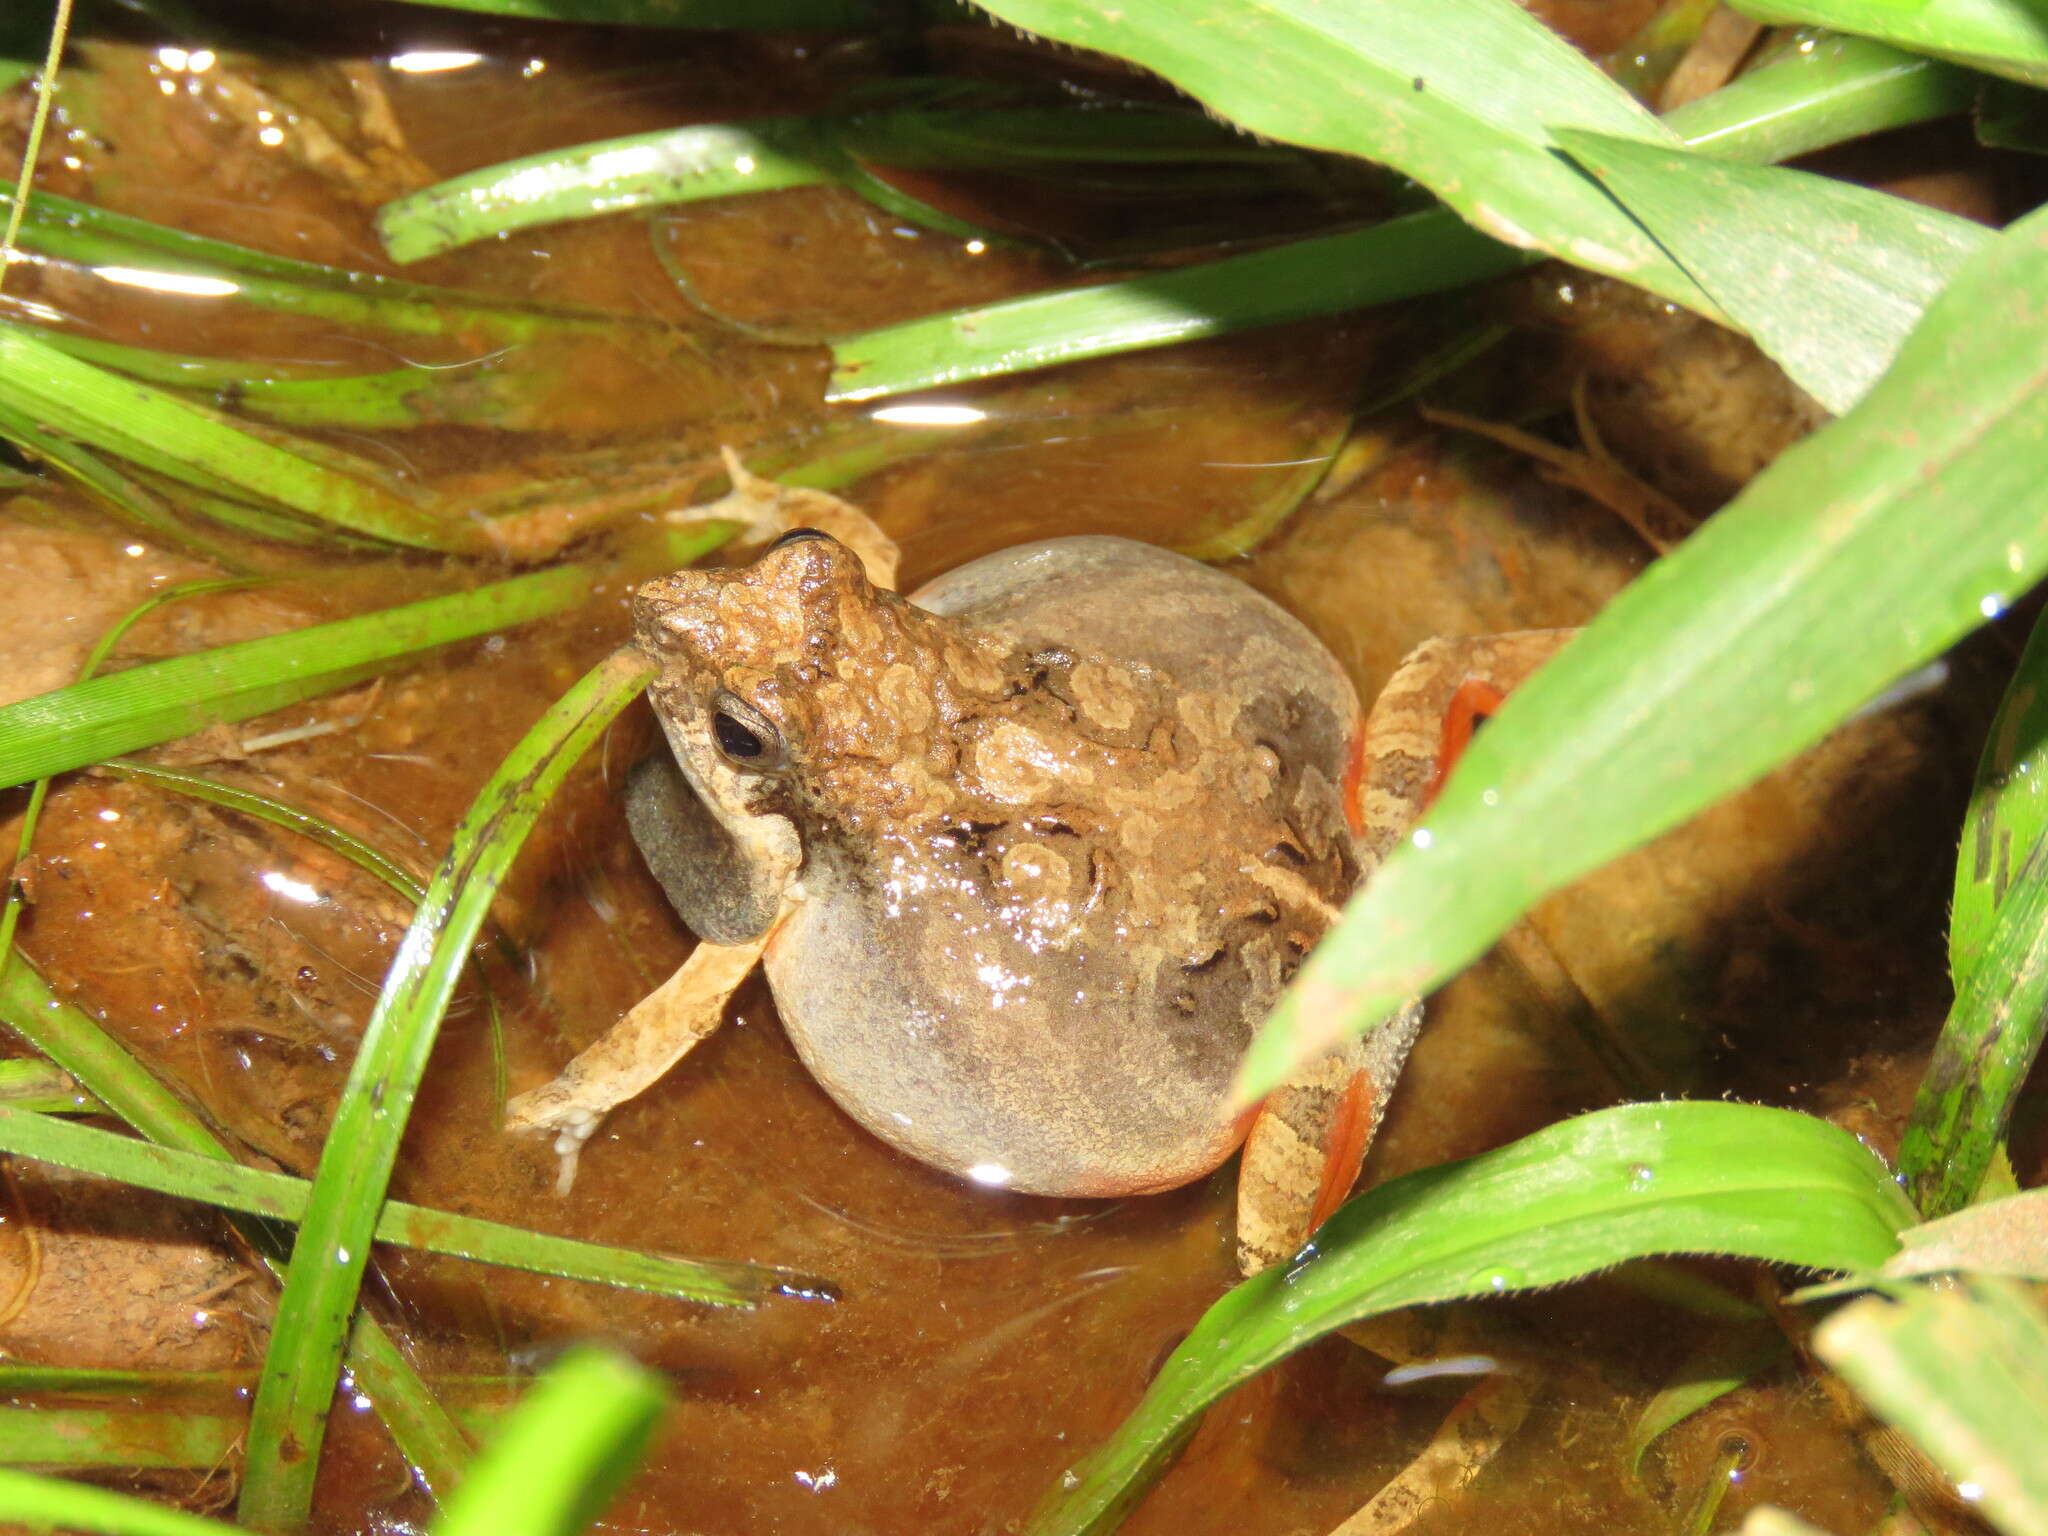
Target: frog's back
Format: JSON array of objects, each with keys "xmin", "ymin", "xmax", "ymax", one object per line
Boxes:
[{"xmin": 768, "ymin": 537, "xmax": 1365, "ymax": 1199}]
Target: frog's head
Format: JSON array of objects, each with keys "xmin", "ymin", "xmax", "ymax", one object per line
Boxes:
[{"xmin": 633, "ymin": 529, "xmax": 1007, "ymax": 840}]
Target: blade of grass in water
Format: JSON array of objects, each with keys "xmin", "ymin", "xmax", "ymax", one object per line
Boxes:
[
  {"xmin": 1030, "ymin": 1102, "xmax": 1914, "ymax": 1536},
  {"xmin": 0, "ymin": 1408, "xmax": 239, "ymax": 1471},
  {"xmin": 0, "ymin": 950, "xmax": 472, "ymax": 1497},
  {"xmin": 1900, "ymin": 607, "xmax": 2048, "ymax": 1216},
  {"xmin": 826, "ymin": 33, "xmax": 1969, "ymax": 399},
  {"xmin": 1233, "ymin": 197, "xmax": 2048, "ymax": 1103},
  {"xmin": 237, "ymin": 647, "xmax": 658, "ymax": 1529},
  {"xmin": 0, "ymin": 1106, "xmax": 822, "ymax": 1306},
  {"xmin": 1555, "ymin": 129, "xmax": 1987, "ymax": 413},
  {"xmin": 1, "ymin": 176, "xmax": 637, "ymax": 342},
  {"xmin": 1735, "ymin": 0, "xmax": 2048, "ymax": 88},
  {"xmin": 0, "ymin": 521, "xmax": 732, "ymax": 789},
  {"xmin": 1815, "ymin": 1279, "xmax": 2048, "ymax": 1536},
  {"xmin": 0, "ymin": 1058, "xmax": 100, "ymax": 1114},
  {"xmin": 0, "ymin": 322, "xmax": 476, "ymax": 552},
  {"xmin": 432, "ymin": 1348, "xmax": 668, "ymax": 1536},
  {"xmin": 0, "ymin": 1466, "xmax": 246, "ymax": 1534}
]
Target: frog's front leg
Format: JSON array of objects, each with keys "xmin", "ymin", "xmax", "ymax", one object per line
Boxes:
[{"xmin": 1236, "ymin": 630, "xmax": 1574, "ymax": 1277}]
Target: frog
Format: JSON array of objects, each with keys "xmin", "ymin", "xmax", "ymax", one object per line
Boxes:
[{"xmin": 508, "ymin": 461, "xmax": 1569, "ymax": 1279}]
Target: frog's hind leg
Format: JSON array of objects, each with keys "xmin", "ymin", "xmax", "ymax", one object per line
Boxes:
[
  {"xmin": 675, "ymin": 448, "xmax": 902, "ymax": 590},
  {"xmin": 505, "ymin": 926, "xmax": 775, "ymax": 1193}
]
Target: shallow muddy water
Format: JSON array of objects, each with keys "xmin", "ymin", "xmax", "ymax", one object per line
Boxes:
[{"xmin": 0, "ymin": 4, "xmax": 2019, "ymax": 1534}]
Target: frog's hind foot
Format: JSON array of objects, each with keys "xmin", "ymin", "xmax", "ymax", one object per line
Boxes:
[
  {"xmin": 1235, "ymin": 998, "xmax": 1423, "ymax": 1276},
  {"xmin": 673, "ymin": 449, "xmax": 902, "ymax": 590},
  {"xmin": 1324, "ymin": 1370, "xmax": 1532, "ymax": 1536}
]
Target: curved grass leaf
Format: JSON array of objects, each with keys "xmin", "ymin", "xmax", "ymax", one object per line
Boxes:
[
  {"xmin": 1902, "ymin": 605, "xmax": 2048, "ymax": 1215},
  {"xmin": 966, "ymin": 0, "xmax": 1711, "ymax": 311},
  {"xmin": 0, "ymin": 1105, "xmax": 817, "ymax": 1306},
  {"xmin": 1735, "ymin": 0, "xmax": 2048, "ymax": 88},
  {"xmin": 238, "ymin": 648, "xmax": 656, "ymax": 1530},
  {"xmin": 1556, "ymin": 130, "xmax": 1987, "ymax": 414},
  {"xmin": 1030, "ymin": 1102, "xmax": 1915, "ymax": 1536},
  {"xmin": 386, "ymin": 0, "xmax": 886, "ymax": 24},
  {"xmin": 0, "ymin": 522, "xmax": 732, "ymax": 790},
  {"xmin": 433, "ymin": 1348, "xmax": 667, "ymax": 1536},
  {"xmin": 1626, "ymin": 1321, "xmax": 1789, "ymax": 1476},
  {"xmin": 2, "ymin": 177, "xmax": 632, "ymax": 342},
  {"xmin": 1815, "ymin": 1279, "xmax": 2048, "ymax": 1536},
  {"xmin": 0, "ymin": 951, "xmax": 472, "ymax": 1498},
  {"xmin": 0, "ymin": 1467, "xmax": 245, "ymax": 1531},
  {"xmin": 827, "ymin": 34, "xmax": 1970, "ymax": 400},
  {"xmin": 1885, "ymin": 1188, "xmax": 2048, "ymax": 1279},
  {"xmin": 1234, "ymin": 197, "xmax": 2048, "ymax": 1103}
]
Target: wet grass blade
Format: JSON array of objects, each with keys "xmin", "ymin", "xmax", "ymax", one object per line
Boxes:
[
  {"xmin": 1556, "ymin": 130, "xmax": 1987, "ymax": 413},
  {"xmin": 1626, "ymin": 1321, "xmax": 1789, "ymax": 1475},
  {"xmin": 1735, "ymin": 0, "xmax": 2048, "ymax": 87},
  {"xmin": 386, "ymin": 0, "xmax": 887, "ymax": 23},
  {"xmin": 0, "ymin": 1106, "xmax": 812, "ymax": 1306},
  {"xmin": 1900, "ymin": 606, "xmax": 2048, "ymax": 1216},
  {"xmin": 2, "ymin": 177, "xmax": 634, "ymax": 342},
  {"xmin": 1031, "ymin": 1102, "xmax": 1914, "ymax": 1536},
  {"xmin": 0, "ymin": 951, "xmax": 472, "ymax": 1497},
  {"xmin": 380, "ymin": 119, "xmax": 827, "ymax": 263},
  {"xmin": 967, "ymin": 0, "xmax": 1711, "ymax": 311},
  {"xmin": 0, "ymin": 1058, "xmax": 100, "ymax": 1114},
  {"xmin": 0, "ymin": 555, "xmax": 635, "ymax": 789},
  {"xmin": 1815, "ymin": 1279, "xmax": 2048, "ymax": 1536},
  {"xmin": 433, "ymin": 1348, "xmax": 668, "ymax": 1536},
  {"xmin": 1233, "ymin": 198, "xmax": 2048, "ymax": 1103},
  {"xmin": 828, "ymin": 33, "xmax": 1969, "ymax": 399},
  {"xmin": 237, "ymin": 647, "xmax": 658, "ymax": 1530},
  {"xmin": 0, "ymin": 1467, "xmax": 245, "ymax": 1534},
  {"xmin": 0, "ymin": 1407, "xmax": 240, "ymax": 1469},
  {"xmin": 0, "ymin": 322, "xmax": 476, "ymax": 552}
]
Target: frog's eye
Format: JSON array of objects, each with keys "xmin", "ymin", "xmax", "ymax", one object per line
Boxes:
[
  {"xmin": 708, "ymin": 692, "xmax": 785, "ymax": 768},
  {"xmin": 769, "ymin": 526, "xmax": 830, "ymax": 550}
]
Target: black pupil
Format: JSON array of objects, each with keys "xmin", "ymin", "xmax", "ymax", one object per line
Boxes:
[{"xmin": 713, "ymin": 711, "xmax": 765, "ymax": 760}]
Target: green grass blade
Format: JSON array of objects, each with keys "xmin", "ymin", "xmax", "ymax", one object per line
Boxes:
[
  {"xmin": 384, "ymin": 0, "xmax": 887, "ymax": 24},
  {"xmin": 0, "ymin": 1058, "xmax": 100, "ymax": 1114},
  {"xmin": 828, "ymin": 31, "xmax": 1968, "ymax": 399},
  {"xmin": 0, "ymin": 952, "xmax": 473, "ymax": 1497},
  {"xmin": 1234, "ymin": 197, "xmax": 2048, "ymax": 1103},
  {"xmin": 0, "ymin": 323, "xmax": 474, "ymax": 552},
  {"xmin": 1556, "ymin": 130, "xmax": 1987, "ymax": 413},
  {"xmin": 828, "ymin": 211, "xmax": 1526, "ymax": 399},
  {"xmin": 0, "ymin": 563, "xmax": 591, "ymax": 789},
  {"xmin": 1031, "ymin": 1102, "xmax": 1914, "ymax": 1536},
  {"xmin": 0, "ymin": 1467, "xmax": 244, "ymax": 1533},
  {"xmin": 1977, "ymin": 76, "xmax": 2048, "ymax": 153},
  {"xmin": 433, "ymin": 1348, "xmax": 668, "ymax": 1536},
  {"xmin": 1735, "ymin": 0, "xmax": 2048, "ymax": 87},
  {"xmin": 237, "ymin": 648, "xmax": 657, "ymax": 1531},
  {"xmin": 3, "ymin": 178, "xmax": 634, "ymax": 342},
  {"xmin": 967, "ymin": 0, "xmax": 1711, "ymax": 311},
  {"xmin": 0, "ymin": 1105, "xmax": 820, "ymax": 1306},
  {"xmin": 1815, "ymin": 1279, "xmax": 2048, "ymax": 1536},
  {"xmin": 0, "ymin": 1407, "xmax": 241, "ymax": 1470},
  {"xmin": 1659, "ymin": 33, "xmax": 1974, "ymax": 163},
  {"xmin": 1900, "ymin": 604, "xmax": 2048, "ymax": 1216},
  {"xmin": 1626, "ymin": 1321, "xmax": 1789, "ymax": 1475},
  {"xmin": 380, "ymin": 119, "xmax": 827, "ymax": 263}
]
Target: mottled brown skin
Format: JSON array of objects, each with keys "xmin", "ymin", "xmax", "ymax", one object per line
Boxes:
[{"xmin": 631, "ymin": 532, "xmax": 1363, "ymax": 1198}]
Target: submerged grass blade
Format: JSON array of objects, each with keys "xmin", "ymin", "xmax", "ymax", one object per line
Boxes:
[
  {"xmin": 433, "ymin": 1348, "xmax": 668, "ymax": 1536},
  {"xmin": 0, "ymin": 952, "xmax": 472, "ymax": 1495},
  {"xmin": 0, "ymin": 562, "xmax": 589, "ymax": 789},
  {"xmin": 1234, "ymin": 198, "xmax": 2048, "ymax": 1103},
  {"xmin": 1735, "ymin": 0, "xmax": 2048, "ymax": 88},
  {"xmin": 1815, "ymin": 1279, "xmax": 2048, "ymax": 1536},
  {"xmin": 238, "ymin": 648, "xmax": 657, "ymax": 1530},
  {"xmin": 1556, "ymin": 130, "xmax": 1987, "ymax": 414},
  {"xmin": 0, "ymin": 323, "xmax": 473, "ymax": 552},
  {"xmin": 2, "ymin": 177, "xmax": 635, "ymax": 341},
  {"xmin": 1031, "ymin": 1102, "xmax": 1913, "ymax": 1536},
  {"xmin": 0, "ymin": 1058, "xmax": 99, "ymax": 1114},
  {"xmin": 827, "ymin": 31, "xmax": 1969, "ymax": 400},
  {"xmin": 0, "ymin": 1106, "xmax": 813, "ymax": 1306},
  {"xmin": 0, "ymin": 1407, "xmax": 239, "ymax": 1470},
  {"xmin": 0, "ymin": 1467, "xmax": 245, "ymax": 1532}
]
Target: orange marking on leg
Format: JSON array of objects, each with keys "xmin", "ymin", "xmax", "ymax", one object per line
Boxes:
[
  {"xmin": 1305, "ymin": 1070, "xmax": 1374, "ymax": 1235},
  {"xmin": 1426, "ymin": 678, "xmax": 1508, "ymax": 807}
]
